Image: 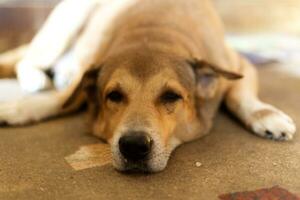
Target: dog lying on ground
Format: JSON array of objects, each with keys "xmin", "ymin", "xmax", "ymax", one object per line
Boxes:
[{"xmin": 0, "ymin": 0, "xmax": 296, "ymax": 172}]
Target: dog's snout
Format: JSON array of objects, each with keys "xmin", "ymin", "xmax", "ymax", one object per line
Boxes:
[{"xmin": 119, "ymin": 131, "xmax": 153, "ymax": 161}]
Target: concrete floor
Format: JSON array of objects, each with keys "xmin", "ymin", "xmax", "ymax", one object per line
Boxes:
[{"xmin": 0, "ymin": 67, "xmax": 299, "ymax": 199}]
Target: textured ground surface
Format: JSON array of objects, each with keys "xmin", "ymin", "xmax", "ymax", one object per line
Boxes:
[{"xmin": 0, "ymin": 67, "xmax": 299, "ymax": 200}]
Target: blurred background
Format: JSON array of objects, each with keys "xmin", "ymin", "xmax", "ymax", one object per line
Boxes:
[
  {"xmin": 216, "ymin": 0, "xmax": 300, "ymax": 34},
  {"xmin": 0, "ymin": 0, "xmax": 299, "ymax": 73}
]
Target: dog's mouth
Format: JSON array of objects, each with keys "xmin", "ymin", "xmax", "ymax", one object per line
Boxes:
[
  {"xmin": 121, "ymin": 159, "xmax": 151, "ymax": 173},
  {"xmin": 116, "ymin": 152, "xmax": 168, "ymax": 173},
  {"xmin": 111, "ymin": 150, "xmax": 157, "ymax": 173}
]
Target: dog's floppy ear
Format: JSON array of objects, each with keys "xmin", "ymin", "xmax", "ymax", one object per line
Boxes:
[
  {"xmin": 188, "ymin": 58, "xmax": 243, "ymax": 99},
  {"xmin": 63, "ymin": 67, "xmax": 100, "ymax": 111}
]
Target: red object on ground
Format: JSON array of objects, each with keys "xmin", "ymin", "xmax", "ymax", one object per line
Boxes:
[{"xmin": 219, "ymin": 186, "xmax": 300, "ymax": 200}]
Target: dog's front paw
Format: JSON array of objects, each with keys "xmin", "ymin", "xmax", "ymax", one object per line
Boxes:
[
  {"xmin": 249, "ymin": 106, "xmax": 296, "ymax": 141},
  {"xmin": 0, "ymin": 98, "xmax": 40, "ymax": 126},
  {"xmin": 0, "ymin": 101, "xmax": 26, "ymax": 126},
  {"xmin": 17, "ymin": 66, "xmax": 52, "ymax": 94}
]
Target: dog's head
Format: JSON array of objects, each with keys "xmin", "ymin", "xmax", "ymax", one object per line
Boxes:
[{"xmin": 64, "ymin": 50, "xmax": 242, "ymax": 172}]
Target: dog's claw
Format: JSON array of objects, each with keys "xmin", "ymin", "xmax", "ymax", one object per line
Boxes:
[{"xmin": 265, "ymin": 130, "xmax": 273, "ymax": 137}]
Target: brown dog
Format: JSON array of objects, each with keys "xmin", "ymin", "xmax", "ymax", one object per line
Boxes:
[{"xmin": 0, "ymin": 0, "xmax": 296, "ymax": 172}]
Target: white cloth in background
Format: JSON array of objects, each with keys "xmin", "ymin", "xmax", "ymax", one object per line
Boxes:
[{"xmin": 226, "ymin": 34, "xmax": 300, "ymax": 76}]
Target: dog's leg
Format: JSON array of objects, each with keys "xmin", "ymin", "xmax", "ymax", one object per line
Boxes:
[
  {"xmin": 16, "ymin": 0, "xmax": 99, "ymax": 93},
  {"xmin": 0, "ymin": 0, "xmax": 138, "ymax": 126},
  {"xmin": 53, "ymin": 0, "xmax": 139, "ymax": 90},
  {"xmin": 225, "ymin": 49, "xmax": 296, "ymax": 140}
]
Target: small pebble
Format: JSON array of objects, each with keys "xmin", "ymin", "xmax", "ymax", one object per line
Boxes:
[{"xmin": 195, "ymin": 162, "xmax": 202, "ymax": 167}]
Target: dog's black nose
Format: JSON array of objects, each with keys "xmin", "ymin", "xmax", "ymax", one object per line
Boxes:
[{"xmin": 119, "ymin": 132, "xmax": 153, "ymax": 161}]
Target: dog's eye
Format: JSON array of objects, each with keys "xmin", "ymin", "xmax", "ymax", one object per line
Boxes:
[
  {"xmin": 160, "ymin": 90, "xmax": 182, "ymax": 103},
  {"xmin": 106, "ymin": 90, "xmax": 124, "ymax": 103}
]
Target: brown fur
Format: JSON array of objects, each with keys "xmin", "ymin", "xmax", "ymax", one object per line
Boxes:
[{"xmin": 65, "ymin": 0, "xmax": 244, "ymax": 145}]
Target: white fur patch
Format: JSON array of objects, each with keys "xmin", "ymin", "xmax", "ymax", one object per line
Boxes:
[
  {"xmin": 53, "ymin": 49, "xmax": 79, "ymax": 90},
  {"xmin": 15, "ymin": 0, "xmax": 100, "ymax": 93},
  {"xmin": 16, "ymin": 64, "xmax": 52, "ymax": 93},
  {"xmin": 0, "ymin": 91, "xmax": 64, "ymax": 125}
]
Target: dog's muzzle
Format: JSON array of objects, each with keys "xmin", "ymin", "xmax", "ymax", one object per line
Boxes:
[{"xmin": 112, "ymin": 129, "xmax": 176, "ymax": 173}]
